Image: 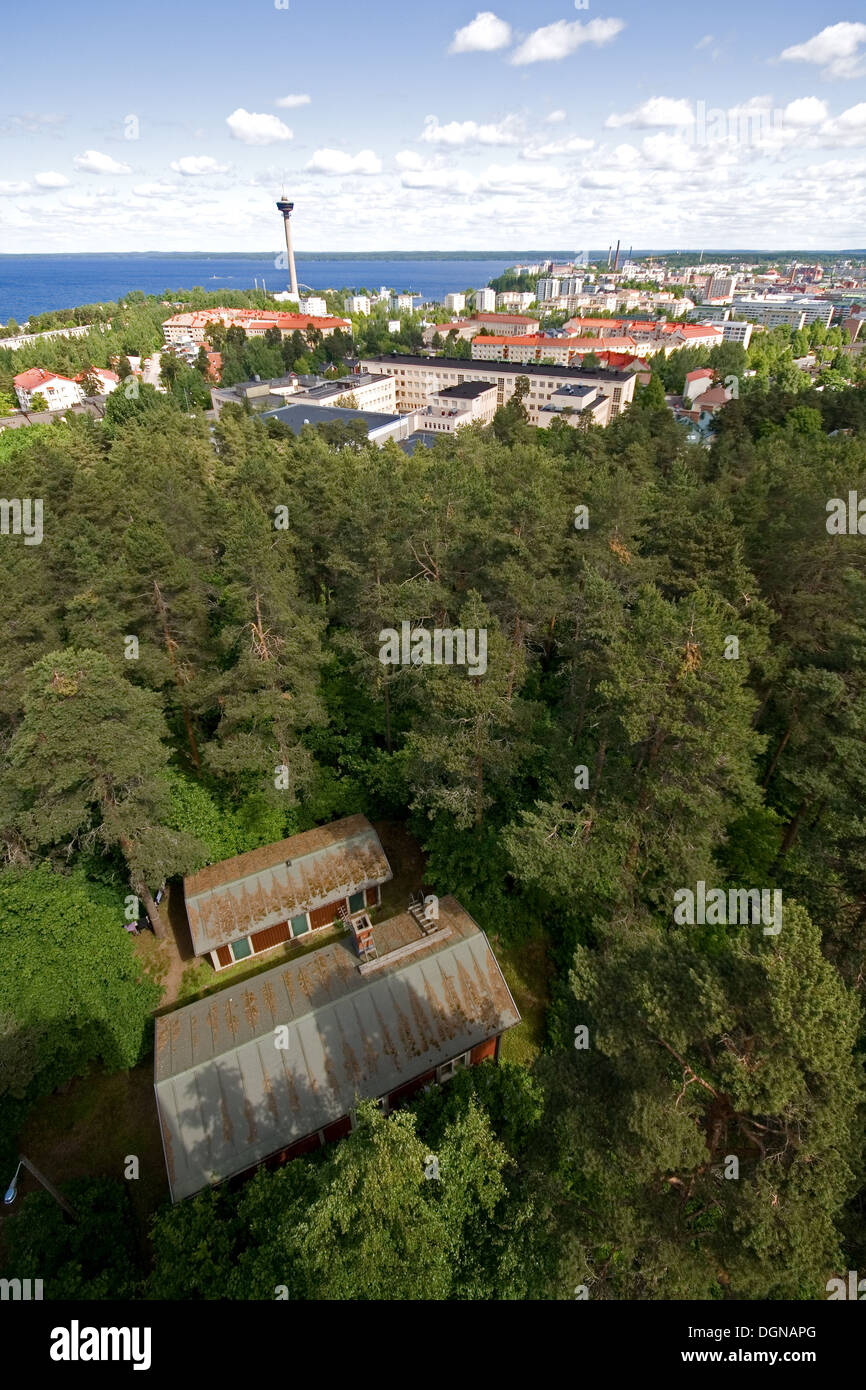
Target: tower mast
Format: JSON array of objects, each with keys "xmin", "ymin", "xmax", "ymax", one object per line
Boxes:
[{"xmin": 276, "ymin": 191, "xmax": 299, "ymax": 299}]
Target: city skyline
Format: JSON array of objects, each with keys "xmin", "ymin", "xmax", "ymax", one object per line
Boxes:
[{"xmin": 0, "ymin": 3, "xmax": 865, "ymax": 253}]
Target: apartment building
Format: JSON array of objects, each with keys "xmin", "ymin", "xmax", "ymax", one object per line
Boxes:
[
  {"xmin": 444, "ymin": 292, "xmax": 466, "ymax": 313},
  {"xmin": 474, "ymin": 287, "xmax": 496, "ymax": 312},
  {"xmin": 536, "ymin": 277, "xmax": 562, "ymax": 302},
  {"xmin": 163, "ymin": 307, "xmax": 351, "ymax": 344},
  {"xmin": 422, "ymin": 312, "xmax": 539, "ymax": 346},
  {"xmin": 359, "ymin": 353, "xmax": 637, "ymax": 425},
  {"xmin": 13, "ymin": 367, "xmax": 84, "ymax": 411},
  {"xmin": 496, "ymin": 291, "xmax": 536, "ymax": 311},
  {"xmin": 299, "ymin": 296, "xmax": 327, "ymax": 317},
  {"xmin": 731, "ymin": 296, "xmax": 833, "ymax": 329},
  {"xmin": 471, "ymin": 334, "xmax": 638, "ymax": 365},
  {"xmin": 721, "ymin": 320, "xmax": 753, "ymax": 347},
  {"xmin": 345, "ymin": 295, "xmax": 371, "ymax": 315}
]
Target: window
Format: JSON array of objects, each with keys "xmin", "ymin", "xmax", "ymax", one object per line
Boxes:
[
  {"xmin": 230, "ymin": 935, "xmax": 251, "ymax": 961},
  {"xmin": 290, "ymin": 913, "xmax": 310, "ymax": 937},
  {"xmin": 437, "ymin": 1052, "xmax": 470, "ymax": 1083}
]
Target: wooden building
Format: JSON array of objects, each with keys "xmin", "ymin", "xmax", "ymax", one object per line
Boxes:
[
  {"xmin": 183, "ymin": 815, "xmax": 392, "ymax": 971},
  {"xmin": 154, "ymin": 895, "xmax": 520, "ymax": 1202}
]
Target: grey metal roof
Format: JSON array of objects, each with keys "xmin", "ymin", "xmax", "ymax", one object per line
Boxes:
[
  {"xmin": 262, "ymin": 402, "xmax": 402, "ymax": 434},
  {"xmin": 184, "ymin": 815, "xmax": 392, "ymax": 955},
  {"xmin": 154, "ymin": 897, "xmax": 520, "ymax": 1201}
]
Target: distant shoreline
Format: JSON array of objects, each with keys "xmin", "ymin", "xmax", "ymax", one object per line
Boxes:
[{"xmin": 3, "ymin": 248, "xmax": 864, "ymax": 260}]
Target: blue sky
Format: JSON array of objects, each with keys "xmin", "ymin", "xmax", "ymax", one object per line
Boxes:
[{"xmin": 1, "ymin": 1, "xmax": 865, "ymax": 251}]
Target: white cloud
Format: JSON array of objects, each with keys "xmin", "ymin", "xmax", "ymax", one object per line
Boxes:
[
  {"xmin": 640, "ymin": 132, "xmax": 696, "ymax": 171},
  {"xmin": 449, "ymin": 11, "xmax": 512, "ymax": 54},
  {"xmin": 819, "ymin": 102, "xmax": 866, "ymax": 146},
  {"xmin": 783, "ymin": 97, "xmax": 830, "ymax": 127},
  {"xmin": 275, "ymin": 94, "xmax": 311, "ymax": 108},
  {"xmin": 73, "ymin": 149, "xmax": 132, "ymax": 174},
  {"xmin": 606, "ymin": 97, "xmax": 694, "ymax": 129},
  {"xmin": 546, "ymin": 109, "xmax": 567, "ymax": 124},
  {"xmin": 132, "ymin": 181, "xmax": 177, "ymax": 196},
  {"xmin": 420, "ymin": 114, "xmax": 519, "ymax": 146},
  {"xmin": 0, "ymin": 180, "xmax": 31, "ymax": 195},
  {"xmin": 34, "ymin": 171, "xmax": 70, "ymax": 188},
  {"xmin": 695, "ymin": 34, "xmax": 714, "ymax": 50},
  {"xmin": 480, "ymin": 162, "xmax": 569, "ymax": 192},
  {"xmin": 226, "ymin": 108, "xmax": 293, "ymax": 145},
  {"xmin": 510, "ymin": 17, "xmax": 625, "ymax": 66},
  {"xmin": 779, "ymin": 22, "xmax": 866, "ymax": 80},
  {"xmin": 305, "ymin": 147, "xmax": 382, "ymax": 175},
  {"xmin": 170, "ymin": 155, "xmax": 230, "ymax": 176},
  {"xmin": 395, "ymin": 150, "xmax": 440, "ymax": 171},
  {"xmin": 401, "ymin": 167, "xmax": 479, "ymax": 196},
  {"xmin": 522, "ymin": 135, "xmax": 594, "ymax": 160}
]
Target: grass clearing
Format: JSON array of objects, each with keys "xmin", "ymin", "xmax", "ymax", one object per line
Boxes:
[{"xmin": 488, "ymin": 930, "xmax": 552, "ymax": 1066}]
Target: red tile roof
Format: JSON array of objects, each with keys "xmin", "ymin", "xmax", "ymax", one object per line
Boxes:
[{"xmin": 14, "ymin": 366, "xmax": 71, "ymax": 390}]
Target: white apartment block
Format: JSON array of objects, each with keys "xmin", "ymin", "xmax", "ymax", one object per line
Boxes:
[
  {"xmin": 390, "ymin": 294, "xmax": 415, "ymax": 314},
  {"xmin": 474, "ymin": 288, "xmax": 496, "ymax": 313},
  {"xmin": 496, "ymin": 291, "xmax": 536, "ymax": 311},
  {"xmin": 721, "ymin": 321, "xmax": 753, "ymax": 347},
  {"xmin": 302, "ymin": 372, "xmax": 397, "ymax": 415},
  {"xmin": 13, "ymin": 367, "xmax": 84, "ymax": 412},
  {"xmin": 359, "ymin": 354, "xmax": 636, "ymax": 427},
  {"xmin": 444, "ymin": 292, "xmax": 466, "ymax": 313},
  {"xmin": 732, "ymin": 296, "xmax": 833, "ymax": 329},
  {"xmin": 299, "ymin": 296, "xmax": 327, "ymax": 317},
  {"xmin": 345, "ymin": 295, "xmax": 371, "ymax": 315}
]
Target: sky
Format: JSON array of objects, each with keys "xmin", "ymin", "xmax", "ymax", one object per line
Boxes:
[{"xmin": 0, "ymin": 1, "xmax": 865, "ymax": 253}]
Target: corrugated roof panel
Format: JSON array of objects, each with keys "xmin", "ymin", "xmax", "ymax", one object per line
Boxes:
[
  {"xmin": 155, "ymin": 897, "xmax": 520, "ymax": 1200},
  {"xmin": 184, "ymin": 816, "xmax": 393, "ymax": 954}
]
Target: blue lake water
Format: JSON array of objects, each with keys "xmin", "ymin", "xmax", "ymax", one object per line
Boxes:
[{"xmin": 0, "ymin": 254, "xmax": 566, "ymax": 321}]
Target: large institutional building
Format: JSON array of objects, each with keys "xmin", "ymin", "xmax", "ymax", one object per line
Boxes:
[{"xmin": 359, "ymin": 353, "xmax": 638, "ymax": 426}]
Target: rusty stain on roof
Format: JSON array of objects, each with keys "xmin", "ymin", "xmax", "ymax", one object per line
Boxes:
[
  {"xmin": 183, "ymin": 815, "xmax": 392, "ymax": 955},
  {"xmin": 243, "ymin": 989, "xmax": 259, "ymax": 1031},
  {"xmin": 261, "ymin": 980, "xmax": 277, "ymax": 1020}
]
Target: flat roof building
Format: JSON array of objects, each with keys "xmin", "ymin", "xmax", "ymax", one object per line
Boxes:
[
  {"xmin": 360, "ymin": 352, "xmax": 637, "ymax": 424},
  {"xmin": 262, "ymin": 401, "xmax": 411, "ymax": 446}
]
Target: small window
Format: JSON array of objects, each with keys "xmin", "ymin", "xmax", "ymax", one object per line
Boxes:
[
  {"xmin": 231, "ymin": 936, "xmax": 252, "ymax": 961},
  {"xmin": 437, "ymin": 1052, "xmax": 469, "ymax": 1083},
  {"xmin": 291, "ymin": 913, "xmax": 310, "ymax": 937}
]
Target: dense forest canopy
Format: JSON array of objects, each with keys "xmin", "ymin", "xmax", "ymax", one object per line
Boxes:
[{"xmin": 1, "ymin": 323, "xmax": 865, "ymax": 1300}]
